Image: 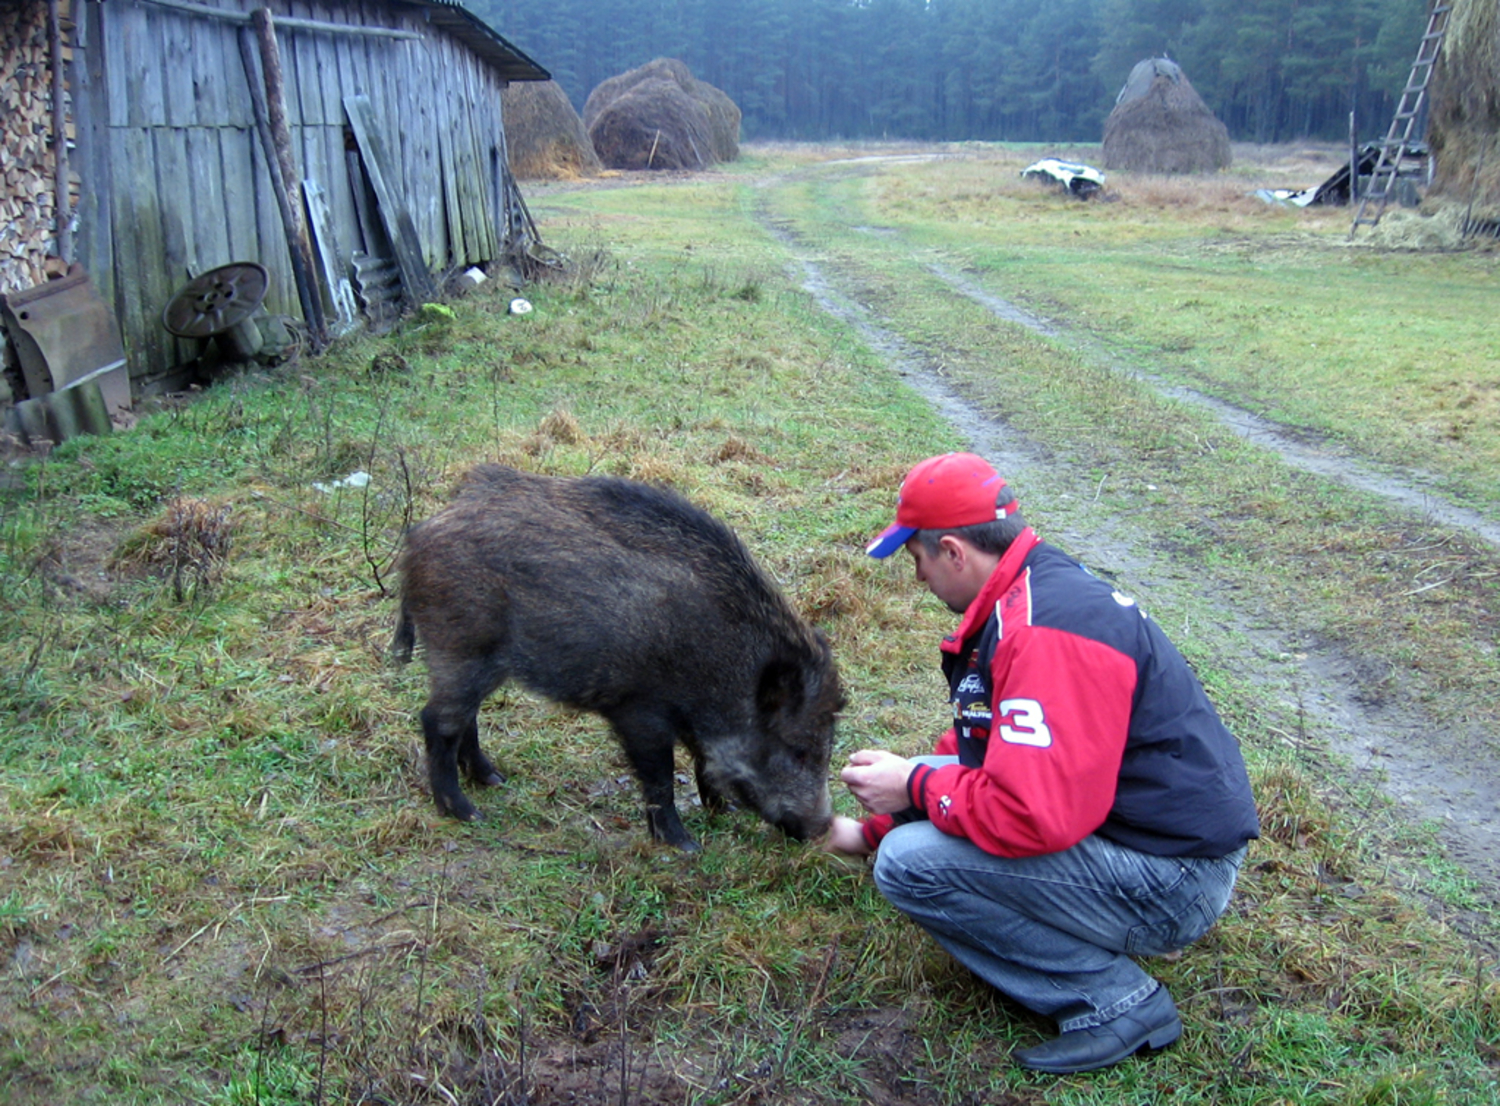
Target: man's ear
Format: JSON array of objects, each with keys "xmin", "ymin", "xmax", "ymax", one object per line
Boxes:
[{"xmin": 938, "ymin": 533, "xmax": 967, "ymax": 567}]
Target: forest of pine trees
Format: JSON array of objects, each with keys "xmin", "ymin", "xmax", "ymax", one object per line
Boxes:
[{"xmin": 471, "ymin": 0, "xmax": 1433, "ymax": 145}]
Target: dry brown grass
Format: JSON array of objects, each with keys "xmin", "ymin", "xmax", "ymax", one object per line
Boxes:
[
  {"xmin": 790, "ymin": 554, "xmax": 877, "ymax": 627},
  {"xmin": 1104, "ymin": 172, "xmax": 1277, "ymax": 214},
  {"xmin": 871, "ymin": 144, "xmax": 1357, "ymax": 238},
  {"xmin": 623, "ymin": 449, "xmax": 688, "ymax": 486},
  {"xmin": 1103, "ymin": 65, "xmax": 1230, "ymax": 174},
  {"xmin": 537, "ymin": 407, "xmax": 586, "ymax": 446},
  {"xmin": 110, "ymin": 495, "xmax": 232, "ymax": 601},
  {"xmin": 1364, "ymin": 203, "xmax": 1472, "ymax": 249},
  {"xmin": 1431, "ymin": 0, "xmax": 1500, "ymax": 213},
  {"xmin": 521, "ymin": 408, "xmax": 590, "ymax": 460},
  {"xmin": 711, "ymin": 435, "xmax": 770, "ymax": 464},
  {"xmin": 502, "ymin": 80, "xmax": 602, "ymax": 181}
]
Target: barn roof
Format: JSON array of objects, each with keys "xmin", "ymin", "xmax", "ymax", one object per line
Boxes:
[
  {"xmin": 124, "ymin": 0, "xmax": 549, "ymax": 82},
  {"xmin": 394, "ymin": 0, "xmax": 549, "ymax": 82}
]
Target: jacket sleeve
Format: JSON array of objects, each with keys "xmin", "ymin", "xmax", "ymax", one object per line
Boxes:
[
  {"xmin": 907, "ymin": 626, "xmax": 1136, "ymax": 857},
  {"xmin": 861, "ymin": 727, "xmax": 960, "ymax": 851}
]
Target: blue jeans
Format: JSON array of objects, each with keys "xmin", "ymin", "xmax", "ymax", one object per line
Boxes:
[{"xmin": 872, "ymin": 799, "xmax": 1246, "ymax": 1032}]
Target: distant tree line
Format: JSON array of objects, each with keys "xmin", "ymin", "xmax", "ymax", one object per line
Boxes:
[{"xmin": 471, "ymin": 0, "xmax": 1433, "ymax": 144}]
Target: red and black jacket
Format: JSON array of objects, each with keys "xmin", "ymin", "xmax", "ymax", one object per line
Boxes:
[{"xmin": 863, "ymin": 528, "xmax": 1260, "ymax": 859}]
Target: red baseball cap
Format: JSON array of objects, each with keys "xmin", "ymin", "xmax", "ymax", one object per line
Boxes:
[{"xmin": 866, "ymin": 452, "xmax": 1016, "ymax": 558}]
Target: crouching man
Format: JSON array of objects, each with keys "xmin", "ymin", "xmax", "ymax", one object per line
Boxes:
[{"xmin": 824, "ymin": 452, "xmax": 1259, "ymax": 1074}]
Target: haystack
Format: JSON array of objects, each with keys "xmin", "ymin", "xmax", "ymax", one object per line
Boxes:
[
  {"xmin": 1427, "ymin": 0, "xmax": 1500, "ymax": 220},
  {"xmin": 502, "ymin": 80, "xmax": 602, "ymax": 180},
  {"xmin": 584, "ymin": 58, "xmax": 740, "ymax": 171},
  {"xmin": 1102, "ymin": 58, "xmax": 1231, "ymax": 174}
]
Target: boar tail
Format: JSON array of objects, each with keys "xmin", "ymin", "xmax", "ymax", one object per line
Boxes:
[{"xmin": 390, "ymin": 598, "xmax": 416, "ymax": 664}]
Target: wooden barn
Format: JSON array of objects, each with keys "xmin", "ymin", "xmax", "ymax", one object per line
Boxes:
[{"xmin": 1, "ymin": 0, "xmax": 548, "ymax": 433}]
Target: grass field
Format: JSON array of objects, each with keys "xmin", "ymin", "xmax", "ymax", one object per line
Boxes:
[{"xmin": 2, "ymin": 143, "xmax": 1497, "ymax": 1105}]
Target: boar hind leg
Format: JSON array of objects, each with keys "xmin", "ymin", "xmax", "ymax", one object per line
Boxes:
[
  {"xmin": 605, "ymin": 704, "xmax": 697, "ymax": 852},
  {"xmin": 457, "ymin": 723, "xmax": 504, "ymax": 788},
  {"xmin": 421, "ymin": 657, "xmax": 507, "ymax": 822},
  {"xmin": 420, "ymin": 701, "xmax": 483, "ymax": 821}
]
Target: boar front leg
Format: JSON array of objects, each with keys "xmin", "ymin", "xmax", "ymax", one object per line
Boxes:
[
  {"xmin": 605, "ymin": 703, "xmax": 698, "ymax": 852},
  {"xmin": 680, "ymin": 734, "xmax": 730, "ymax": 816}
]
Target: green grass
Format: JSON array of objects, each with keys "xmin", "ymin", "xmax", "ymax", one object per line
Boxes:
[{"xmin": 2, "ymin": 144, "xmax": 1498, "ymax": 1104}]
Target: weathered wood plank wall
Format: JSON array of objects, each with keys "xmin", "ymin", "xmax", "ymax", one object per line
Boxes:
[{"xmin": 77, "ymin": 0, "xmax": 518, "ymax": 392}]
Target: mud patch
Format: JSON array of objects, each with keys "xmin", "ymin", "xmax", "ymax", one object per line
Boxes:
[{"xmin": 432, "ymin": 1005, "xmax": 1018, "ymax": 1106}]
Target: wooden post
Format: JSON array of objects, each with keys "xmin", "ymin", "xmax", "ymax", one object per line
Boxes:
[
  {"xmin": 1348, "ymin": 111, "xmax": 1358, "ymax": 203},
  {"xmin": 1463, "ymin": 136, "xmax": 1489, "ymax": 239},
  {"xmin": 49, "ymin": 0, "xmax": 71, "ymax": 264},
  {"xmin": 240, "ymin": 11, "xmax": 327, "ymax": 350}
]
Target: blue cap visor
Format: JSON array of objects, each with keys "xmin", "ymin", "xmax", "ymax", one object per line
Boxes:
[{"xmin": 865, "ymin": 523, "xmax": 916, "ymax": 559}]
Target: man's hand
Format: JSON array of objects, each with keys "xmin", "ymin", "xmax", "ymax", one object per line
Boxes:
[
  {"xmin": 840, "ymin": 749, "xmax": 916, "ymax": 815},
  {"xmin": 820, "ymin": 815, "xmax": 872, "ymax": 857}
]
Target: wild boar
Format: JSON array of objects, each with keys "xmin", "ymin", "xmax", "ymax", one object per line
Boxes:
[{"xmin": 391, "ymin": 464, "xmax": 844, "ymax": 850}]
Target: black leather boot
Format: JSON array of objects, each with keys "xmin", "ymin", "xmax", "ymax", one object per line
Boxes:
[{"xmin": 1012, "ymin": 985, "xmax": 1182, "ymax": 1074}]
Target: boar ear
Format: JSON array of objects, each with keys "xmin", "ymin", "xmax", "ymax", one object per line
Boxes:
[
  {"xmin": 756, "ymin": 654, "xmax": 807, "ymax": 726},
  {"xmin": 809, "ymin": 631, "xmax": 846, "ymax": 711}
]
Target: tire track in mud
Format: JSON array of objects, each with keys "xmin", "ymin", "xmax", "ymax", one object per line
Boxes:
[{"xmin": 753, "ymin": 189, "xmax": 1500, "ymax": 927}]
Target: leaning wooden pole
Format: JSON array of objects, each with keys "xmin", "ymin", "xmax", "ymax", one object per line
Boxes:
[
  {"xmin": 239, "ymin": 11, "xmax": 327, "ymax": 350},
  {"xmin": 49, "ymin": 0, "xmax": 71, "ymax": 265}
]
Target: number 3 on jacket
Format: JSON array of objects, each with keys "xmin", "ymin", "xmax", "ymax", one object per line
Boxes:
[{"xmin": 997, "ymin": 698, "xmax": 1053, "ymax": 747}]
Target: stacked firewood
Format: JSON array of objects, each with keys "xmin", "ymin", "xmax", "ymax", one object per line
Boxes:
[{"xmin": 1, "ymin": 2, "xmax": 63, "ymax": 298}]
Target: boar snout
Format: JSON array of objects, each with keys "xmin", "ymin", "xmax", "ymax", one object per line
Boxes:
[
  {"xmin": 715, "ymin": 761, "xmax": 833, "ymax": 842},
  {"xmin": 771, "ymin": 785, "xmax": 834, "ymax": 842}
]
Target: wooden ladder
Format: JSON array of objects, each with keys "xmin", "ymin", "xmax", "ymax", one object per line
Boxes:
[{"xmin": 1350, "ymin": 0, "xmax": 1451, "ymax": 235}]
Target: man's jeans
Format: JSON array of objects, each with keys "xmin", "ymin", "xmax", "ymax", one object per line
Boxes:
[{"xmin": 872, "ymin": 794, "xmax": 1246, "ymax": 1032}]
